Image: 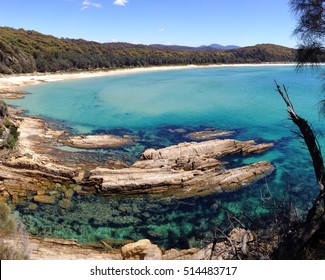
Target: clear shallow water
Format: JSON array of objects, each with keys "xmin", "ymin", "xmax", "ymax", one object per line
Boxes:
[{"xmin": 7, "ymin": 66, "xmax": 325, "ymax": 248}]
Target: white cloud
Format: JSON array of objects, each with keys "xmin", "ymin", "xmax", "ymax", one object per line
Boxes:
[
  {"xmin": 113, "ymin": 0, "xmax": 128, "ymax": 6},
  {"xmin": 81, "ymin": 0, "xmax": 103, "ymax": 10},
  {"xmin": 158, "ymin": 28, "xmax": 165, "ymax": 32}
]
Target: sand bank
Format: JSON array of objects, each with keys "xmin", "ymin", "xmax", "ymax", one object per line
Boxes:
[{"xmin": 0, "ymin": 63, "xmax": 295, "ymax": 90}]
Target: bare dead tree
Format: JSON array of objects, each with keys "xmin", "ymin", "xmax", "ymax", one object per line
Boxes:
[{"xmin": 273, "ymin": 81, "xmax": 325, "ymax": 259}]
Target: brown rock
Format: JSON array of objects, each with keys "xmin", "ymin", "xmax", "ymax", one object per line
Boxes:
[
  {"xmin": 90, "ymin": 139, "xmax": 274, "ymax": 198},
  {"xmin": 59, "ymin": 199, "xmax": 73, "ymax": 209},
  {"xmin": 121, "ymin": 239, "xmax": 162, "ymax": 260},
  {"xmin": 60, "ymin": 134, "xmax": 133, "ymax": 149},
  {"xmin": 33, "ymin": 195, "xmax": 56, "ymax": 205},
  {"xmin": 37, "ymin": 190, "xmax": 46, "ymax": 195},
  {"xmin": 64, "ymin": 189, "xmax": 74, "ymax": 199},
  {"xmin": 28, "ymin": 203, "xmax": 38, "ymax": 211},
  {"xmin": 163, "ymin": 248, "xmax": 199, "ymax": 260}
]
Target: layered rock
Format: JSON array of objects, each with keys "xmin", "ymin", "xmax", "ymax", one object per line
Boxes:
[
  {"xmin": 59, "ymin": 134, "xmax": 133, "ymax": 149},
  {"xmin": 90, "ymin": 139, "xmax": 274, "ymax": 198}
]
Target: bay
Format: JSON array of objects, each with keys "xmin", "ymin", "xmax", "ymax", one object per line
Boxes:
[{"xmin": 7, "ymin": 65, "xmax": 325, "ymax": 249}]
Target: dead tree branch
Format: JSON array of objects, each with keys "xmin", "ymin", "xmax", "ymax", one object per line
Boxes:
[{"xmin": 273, "ymin": 81, "xmax": 325, "ymax": 259}]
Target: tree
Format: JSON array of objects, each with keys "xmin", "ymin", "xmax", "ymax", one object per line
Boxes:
[
  {"xmin": 290, "ymin": 0, "xmax": 325, "ymax": 66},
  {"xmin": 273, "ymin": 83, "xmax": 325, "ymax": 259},
  {"xmin": 272, "ymin": 0, "xmax": 325, "ymax": 259}
]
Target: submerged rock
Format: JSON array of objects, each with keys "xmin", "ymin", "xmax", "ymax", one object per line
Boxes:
[
  {"xmin": 59, "ymin": 199, "xmax": 73, "ymax": 209},
  {"xmin": 33, "ymin": 195, "xmax": 56, "ymax": 205},
  {"xmin": 186, "ymin": 129, "xmax": 235, "ymax": 140},
  {"xmin": 59, "ymin": 134, "xmax": 133, "ymax": 149}
]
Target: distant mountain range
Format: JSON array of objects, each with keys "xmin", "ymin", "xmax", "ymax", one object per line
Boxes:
[
  {"xmin": 199, "ymin": 44, "xmax": 241, "ymax": 50},
  {"xmin": 0, "ymin": 27, "xmax": 296, "ymax": 74},
  {"xmin": 149, "ymin": 44, "xmax": 240, "ymax": 52}
]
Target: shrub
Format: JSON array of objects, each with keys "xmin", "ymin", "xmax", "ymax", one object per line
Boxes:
[{"xmin": 0, "ymin": 203, "xmax": 29, "ymax": 260}]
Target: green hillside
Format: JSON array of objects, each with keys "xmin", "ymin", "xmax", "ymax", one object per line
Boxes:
[{"xmin": 0, "ymin": 27, "xmax": 297, "ymax": 74}]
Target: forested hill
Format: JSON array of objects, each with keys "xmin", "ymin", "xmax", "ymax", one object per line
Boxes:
[{"xmin": 0, "ymin": 27, "xmax": 296, "ymax": 74}]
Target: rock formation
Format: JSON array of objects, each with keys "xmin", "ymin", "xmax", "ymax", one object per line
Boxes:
[
  {"xmin": 90, "ymin": 139, "xmax": 274, "ymax": 198},
  {"xmin": 121, "ymin": 239, "xmax": 163, "ymax": 260}
]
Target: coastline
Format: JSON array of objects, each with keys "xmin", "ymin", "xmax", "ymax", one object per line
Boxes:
[
  {"xmin": 0, "ymin": 63, "xmax": 277, "ymax": 259},
  {"xmin": 0, "ymin": 63, "xmax": 296, "ymax": 90}
]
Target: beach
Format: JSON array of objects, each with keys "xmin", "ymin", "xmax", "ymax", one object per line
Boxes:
[{"xmin": 0, "ymin": 63, "xmax": 295, "ymax": 90}]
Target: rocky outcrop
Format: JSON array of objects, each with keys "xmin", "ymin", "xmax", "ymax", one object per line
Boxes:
[
  {"xmin": 4, "ymin": 156, "xmax": 79, "ymax": 182},
  {"xmin": 90, "ymin": 139, "xmax": 274, "ymax": 198},
  {"xmin": 138, "ymin": 139, "xmax": 273, "ymax": 161},
  {"xmin": 59, "ymin": 134, "xmax": 133, "ymax": 149},
  {"xmin": 121, "ymin": 239, "xmax": 163, "ymax": 260}
]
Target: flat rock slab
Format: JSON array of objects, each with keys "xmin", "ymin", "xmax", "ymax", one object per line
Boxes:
[
  {"xmin": 91, "ymin": 161, "xmax": 274, "ymax": 198},
  {"xmin": 60, "ymin": 134, "xmax": 133, "ymax": 149}
]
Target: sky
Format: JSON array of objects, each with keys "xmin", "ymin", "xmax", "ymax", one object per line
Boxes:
[{"xmin": 0, "ymin": 0, "xmax": 298, "ymax": 48}]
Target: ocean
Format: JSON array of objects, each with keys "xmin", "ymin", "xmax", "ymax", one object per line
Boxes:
[{"xmin": 7, "ymin": 65, "xmax": 325, "ymax": 249}]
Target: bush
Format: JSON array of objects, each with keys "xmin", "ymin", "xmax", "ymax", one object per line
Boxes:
[
  {"xmin": 0, "ymin": 101, "xmax": 9, "ymax": 118},
  {"xmin": 1, "ymin": 119, "xmax": 20, "ymax": 149},
  {"xmin": 0, "ymin": 203, "xmax": 29, "ymax": 260}
]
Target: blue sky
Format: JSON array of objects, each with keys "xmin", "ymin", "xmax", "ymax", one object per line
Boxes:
[{"xmin": 0, "ymin": 0, "xmax": 297, "ymax": 47}]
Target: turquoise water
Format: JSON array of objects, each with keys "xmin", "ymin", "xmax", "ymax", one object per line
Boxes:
[{"xmin": 7, "ymin": 65, "xmax": 325, "ymax": 248}]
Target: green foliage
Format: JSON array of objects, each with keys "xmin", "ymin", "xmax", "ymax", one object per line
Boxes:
[
  {"xmin": 4, "ymin": 125, "xmax": 19, "ymax": 149},
  {"xmin": 0, "ymin": 27, "xmax": 297, "ymax": 74},
  {"xmin": 0, "ymin": 101, "xmax": 8, "ymax": 118},
  {"xmin": 0, "ymin": 115, "xmax": 20, "ymax": 150}
]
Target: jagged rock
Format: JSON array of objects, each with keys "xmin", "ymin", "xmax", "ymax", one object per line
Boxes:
[
  {"xmin": 92, "ymin": 161, "xmax": 273, "ymax": 198},
  {"xmin": 121, "ymin": 239, "xmax": 162, "ymax": 260},
  {"xmin": 4, "ymin": 156, "xmax": 79, "ymax": 181},
  {"xmin": 33, "ymin": 195, "xmax": 56, "ymax": 205},
  {"xmin": 140, "ymin": 139, "xmax": 273, "ymax": 161},
  {"xmin": 59, "ymin": 134, "xmax": 133, "ymax": 149},
  {"xmin": 91, "ymin": 139, "xmax": 274, "ymax": 198}
]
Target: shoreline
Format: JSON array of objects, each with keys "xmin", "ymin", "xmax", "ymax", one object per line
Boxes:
[{"xmin": 0, "ymin": 63, "xmax": 296, "ymax": 90}]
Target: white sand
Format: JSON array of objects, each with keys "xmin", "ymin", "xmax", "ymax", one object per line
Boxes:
[{"xmin": 0, "ymin": 63, "xmax": 295, "ymax": 90}]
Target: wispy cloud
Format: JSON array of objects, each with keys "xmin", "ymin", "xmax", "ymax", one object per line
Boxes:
[
  {"xmin": 158, "ymin": 28, "xmax": 166, "ymax": 32},
  {"xmin": 113, "ymin": 0, "xmax": 128, "ymax": 6},
  {"xmin": 81, "ymin": 0, "xmax": 103, "ymax": 10}
]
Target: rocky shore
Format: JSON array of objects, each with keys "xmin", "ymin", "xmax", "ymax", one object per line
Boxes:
[
  {"xmin": 1, "ymin": 227, "xmax": 256, "ymax": 260},
  {"xmin": 0, "ymin": 105, "xmax": 275, "ymax": 203},
  {"xmin": 0, "ymin": 82, "xmax": 276, "ymax": 260}
]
